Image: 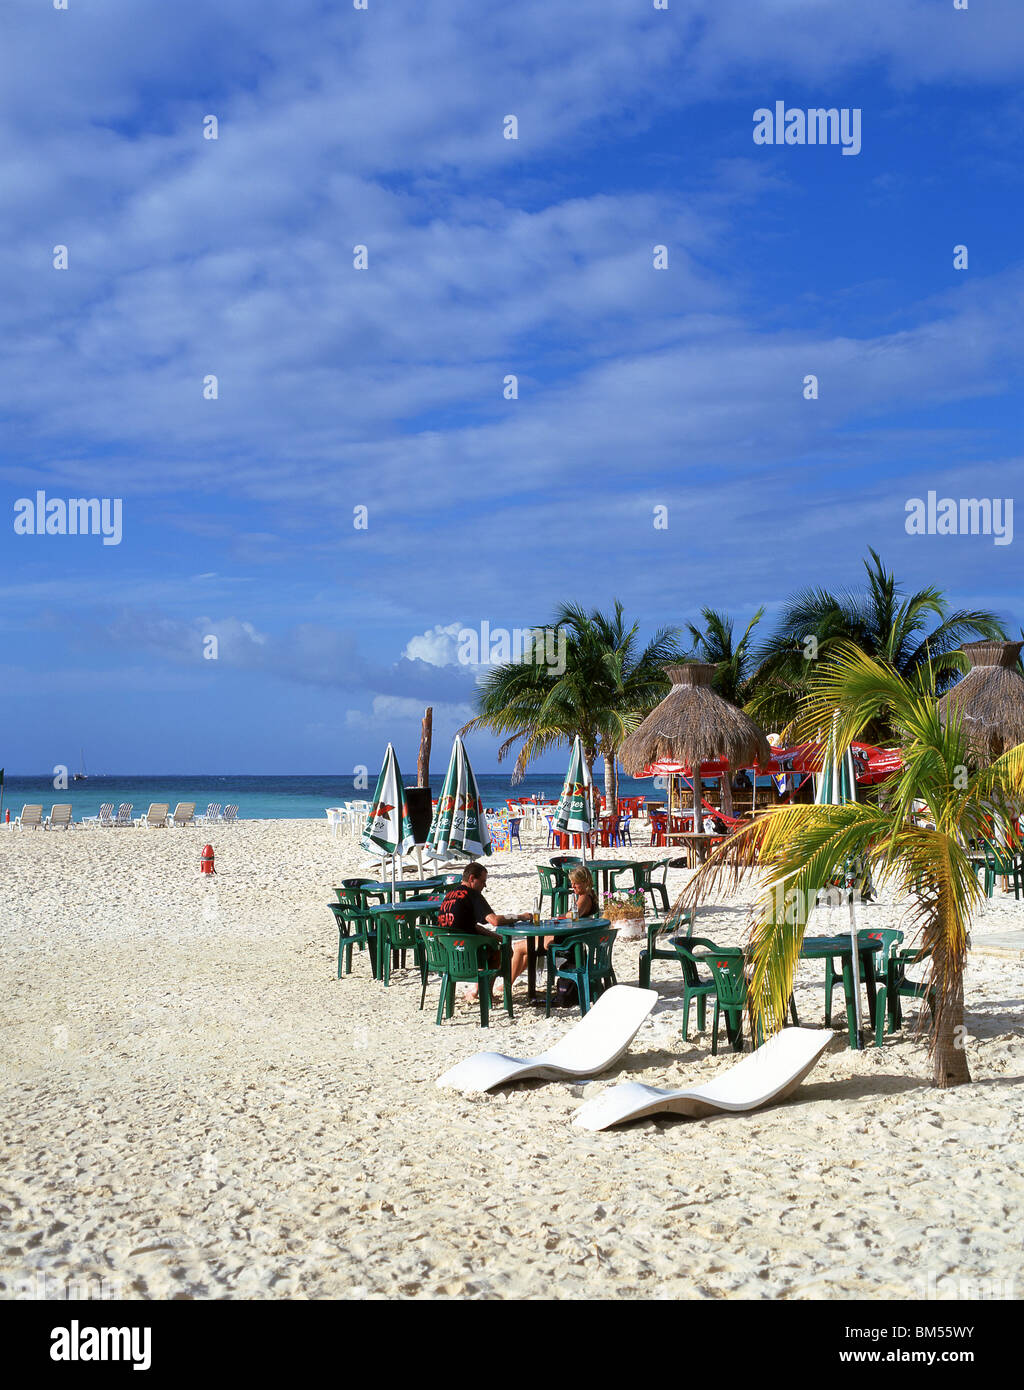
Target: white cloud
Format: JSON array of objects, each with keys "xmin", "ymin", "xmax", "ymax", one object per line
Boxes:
[{"xmin": 402, "ymin": 622, "xmax": 465, "ymax": 667}]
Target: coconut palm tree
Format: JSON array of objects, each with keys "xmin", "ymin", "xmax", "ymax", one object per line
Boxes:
[
  {"xmin": 680, "ymin": 643, "xmax": 1024, "ymax": 1088},
  {"xmin": 747, "ymin": 549, "xmax": 1005, "ymax": 736},
  {"xmin": 459, "ymin": 602, "xmax": 683, "ymax": 810},
  {"xmin": 685, "ymin": 607, "xmax": 765, "ymax": 705}
]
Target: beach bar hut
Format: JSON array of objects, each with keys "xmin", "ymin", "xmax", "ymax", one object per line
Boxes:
[
  {"xmin": 620, "ymin": 664, "xmax": 771, "ymax": 836},
  {"xmin": 937, "ymin": 640, "xmax": 1024, "ymax": 760}
]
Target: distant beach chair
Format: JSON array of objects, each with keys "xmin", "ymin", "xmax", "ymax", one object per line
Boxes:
[
  {"xmin": 137, "ymin": 804, "xmax": 170, "ymax": 828},
  {"xmin": 572, "ymin": 1027, "xmax": 833, "ymax": 1131},
  {"xmin": 196, "ymin": 803, "xmax": 221, "ymax": 824},
  {"xmin": 436, "ymin": 985, "xmax": 658, "ymax": 1093},
  {"xmin": 15, "ymin": 804, "xmax": 44, "ymax": 830},
  {"xmin": 113, "ymin": 803, "xmax": 134, "ymax": 827},
  {"xmin": 46, "ymin": 804, "xmax": 73, "ymax": 830},
  {"xmin": 170, "ymin": 802, "xmax": 196, "ymax": 828},
  {"xmin": 82, "ymin": 803, "xmax": 114, "ymax": 826},
  {"xmin": 221, "ymin": 804, "xmax": 238, "ymax": 824}
]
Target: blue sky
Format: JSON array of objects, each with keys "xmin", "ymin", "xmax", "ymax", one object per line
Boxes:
[{"xmin": 2, "ymin": 0, "xmax": 1023, "ymax": 776}]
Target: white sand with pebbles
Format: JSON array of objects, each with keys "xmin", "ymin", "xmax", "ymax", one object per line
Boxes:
[{"xmin": 2, "ymin": 819, "xmax": 1022, "ymax": 1301}]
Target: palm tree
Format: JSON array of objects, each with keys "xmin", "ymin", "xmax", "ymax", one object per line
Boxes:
[
  {"xmin": 747, "ymin": 549, "xmax": 1005, "ymax": 736},
  {"xmin": 459, "ymin": 602, "xmax": 683, "ymax": 810},
  {"xmin": 685, "ymin": 607, "xmax": 765, "ymax": 705},
  {"xmin": 681, "ymin": 643, "xmax": 1024, "ymax": 1088}
]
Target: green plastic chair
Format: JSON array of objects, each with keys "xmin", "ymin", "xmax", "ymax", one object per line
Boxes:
[
  {"xmin": 886, "ymin": 944, "xmax": 936, "ymax": 1034},
  {"xmin": 700, "ymin": 946, "xmax": 749, "ymax": 1055},
  {"xmin": 375, "ymin": 906, "xmax": 434, "ymax": 987},
  {"xmin": 674, "ymin": 939, "xmax": 799, "ymax": 1050},
  {"xmin": 668, "ymin": 936, "xmax": 742, "ymax": 1046},
  {"xmin": 418, "ymin": 926, "xmax": 448, "ymax": 1011},
  {"xmin": 982, "ymin": 844, "xmax": 1022, "ymax": 899},
  {"xmin": 537, "ymin": 865, "xmax": 570, "ymax": 917},
  {"xmin": 423, "ymin": 931, "xmax": 512, "ymax": 1028},
  {"xmin": 637, "ymin": 910, "xmax": 694, "ymax": 987},
  {"xmin": 327, "ymin": 902, "xmax": 378, "ymax": 979},
  {"xmin": 334, "ymin": 876, "xmax": 387, "ymax": 909},
  {"xmin": 629, "ymin": 859, "xmax": 671, "ymax": 915},
  {"xmin": 544, "ymin": 926, "xmax": 618, "ymax": 1017},
  {"xmin": 823, "ymin": 928, "xmax": 903, "ymax": 1046},
  {"xmin": 549, "ymin": 856, "xmax": 583, "ymax": 908}
]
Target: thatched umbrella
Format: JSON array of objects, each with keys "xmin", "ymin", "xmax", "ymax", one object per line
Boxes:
[
  {"xmin": 620, "ymin": 664, "xmax": 771, "ymax": 832},
  {"xmin": 937, "ymin": 640, "xmax": 1024, "ymax": 759}
]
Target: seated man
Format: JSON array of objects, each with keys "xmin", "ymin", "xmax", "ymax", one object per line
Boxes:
[{"xmin": 438, "ymin": 862, "xmax": 530, "ymax": 1000}]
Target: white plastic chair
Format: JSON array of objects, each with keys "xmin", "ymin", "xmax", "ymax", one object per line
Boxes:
[
  {"xmin": 436, "ymin": 985, "xmax": 658, "ymax": 1093},
  {"xmin": 572, "ymin": 1026, "xmax": 833, "ymax": 1130}
]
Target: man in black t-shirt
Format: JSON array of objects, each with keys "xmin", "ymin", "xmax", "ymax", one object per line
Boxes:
[{"xmin": 438, "ymin": 863, "xmax": 529, "ymax": 1000}]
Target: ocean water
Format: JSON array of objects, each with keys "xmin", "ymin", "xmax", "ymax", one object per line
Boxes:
[{"xmin": 0, "ymin": 772, "xmax": 672, "ymax": 822}]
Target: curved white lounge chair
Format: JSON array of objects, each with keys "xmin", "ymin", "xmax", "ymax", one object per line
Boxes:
[
  {"xmin": 436, "ymin": 985, "xmax": 659, "ymax": 1094},
  {"xmin": 572, "ymin": 1026, "xmax": 833, "ymax": 1131}
]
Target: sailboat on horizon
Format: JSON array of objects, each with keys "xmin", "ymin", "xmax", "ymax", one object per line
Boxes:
[{"xmin": 73, "ymin": 748, "xmax": 88, "ymax": 782}]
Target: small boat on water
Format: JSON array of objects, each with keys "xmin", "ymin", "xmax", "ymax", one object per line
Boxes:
[{"xmin": 73, "ymin": 749, "xmax": 88, "ymax": 782}]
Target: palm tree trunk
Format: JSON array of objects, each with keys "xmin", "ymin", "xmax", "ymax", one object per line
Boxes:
[
  {"xmin": 932, "ymin": 955, "xmax": 971, "ymax": 1087},
  {"xmin": 604, "ymin": 755, "xmax": 617, "ymax": 814},
  {"xmin": 720, "ymin": 769, "xmax": 734, "ymax": 818}
]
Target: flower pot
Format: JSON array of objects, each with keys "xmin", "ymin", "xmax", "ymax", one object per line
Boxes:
[{"xmin": 605, "ymin": 904, "xmax": 646, "ymax": 939}]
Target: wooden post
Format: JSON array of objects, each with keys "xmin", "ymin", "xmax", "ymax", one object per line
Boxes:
[
  {"xmin": 418, "ymin": 707, "xmax": 432, "ymax": 787},
  {"xmin": 721, "ymin": 768, "xmax": 734, "ymax": 818}
]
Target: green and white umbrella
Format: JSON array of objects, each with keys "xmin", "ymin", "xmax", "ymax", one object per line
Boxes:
[
  {"xmin": 361, "ymin": 743, "xmax": 416, "ymax": 898},
  {"xmin": 426, "ymin": 735, "xmax": 491, "ymax": 859},
  {"xmin": 553, "ymin": 735, "xmax": 594, "ymax": 860},
  {"xmin": 815, "ymin": 711, "xmax": 864, "ymax": 1041}
]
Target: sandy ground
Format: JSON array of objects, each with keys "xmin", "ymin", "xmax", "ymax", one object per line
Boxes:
[{"xmin": 1, "ymin": 818, "xmax": 1022, "ymax": 1302}]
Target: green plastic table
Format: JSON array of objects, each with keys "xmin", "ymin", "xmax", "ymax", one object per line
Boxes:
[
  {"xmin": 371, "ymin": 899, "xmax": 443, "ymax": 984},
  {"xmin": 800, "ymin": 934, "xmax": 882, "ymax": 1049},
  {"xmin": 360, "ymin": 877, "xmax": 454, "ymax": 902},
  {"xmin": 495, "ymin": 918, "xmax": 613, "ymax": 1002}
]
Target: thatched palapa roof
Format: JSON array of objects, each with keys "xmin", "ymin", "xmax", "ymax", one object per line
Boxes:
[
  {"xmin": 620, "ymin": 663, "xmax": 771, "ymax": 776},
  {"xmin": 937, "ymin": 640, "xmax": 1024, "ymax": 758}
]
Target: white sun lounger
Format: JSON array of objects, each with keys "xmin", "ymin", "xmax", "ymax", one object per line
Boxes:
[
  {"xmin": 435, "ymin": 985, "xmax": 659, "ymax": 1094},
  {"xmin": 572, "ymin": 1026, "xmax": 833, "ymax": 1131}
]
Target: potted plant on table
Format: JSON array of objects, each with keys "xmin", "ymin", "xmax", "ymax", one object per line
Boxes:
[{"xmin": 602, "ymin": 888, "xmax": 646, "ymax": 939}]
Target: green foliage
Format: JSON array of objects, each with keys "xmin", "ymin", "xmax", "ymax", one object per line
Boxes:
[
  {"xmin": 459, "ymin": 601, "xmax": 684, "ymax": 780},
  {"xmin": 745, "ymin": 549, "xmax": 1005, "ymax": 736},
  {"xmin": 684, "ymin": 643, "xmax": 1024, "ymax": 1088}
]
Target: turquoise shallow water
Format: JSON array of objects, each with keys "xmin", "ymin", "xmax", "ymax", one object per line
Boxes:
[{"xmin": 0, "ymin": 772, "xmax": 670, "ymax": 822}]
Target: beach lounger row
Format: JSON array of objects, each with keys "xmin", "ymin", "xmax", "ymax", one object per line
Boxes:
[
  {"xmin": 436, "ymin": 985, "xmax": 833, "ymax": 1130},
  {"xmin": 6, "ymin": 801, "xmax": 239, "ymax": 828},
  {"xmin": 8, "ymin": 804, "xmax": 72, "ymax": 830},
  {"xmin": 135, "ymin": 802, "xmax": 237, "ymax": 827}
]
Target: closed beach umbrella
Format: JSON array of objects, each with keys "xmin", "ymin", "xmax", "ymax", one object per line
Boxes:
[
  {"xmin": 426, "ymin": 735, "xmax": 492, "ymax": 859},
  {"xmin": 553, "ymin": 734, "xmax": 594, "ymax": 860},
  {"xmin": 816, "ymin": 711, "xmax": 864, "ymax": 1041},
  {"xmin": 937, "ymin": 641, "xmax": 1024, "ymax": 760},
  {"xmin": 362, "ymin": 743, "xmax": 416, "ymax": 899},
  {"xmin": 620, "ymin": 664, "xmax": 770, "ymax": 838}
]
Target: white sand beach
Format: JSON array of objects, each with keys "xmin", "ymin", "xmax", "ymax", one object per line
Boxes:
[{"xmin": 2, "ymin": 820, "xmax": 1022, "ymax": 1301}]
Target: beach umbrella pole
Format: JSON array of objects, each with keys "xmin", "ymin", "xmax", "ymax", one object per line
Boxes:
[{"xmin": 833, "ymin": 714, "xmax": 863, "ymax": 1044}]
